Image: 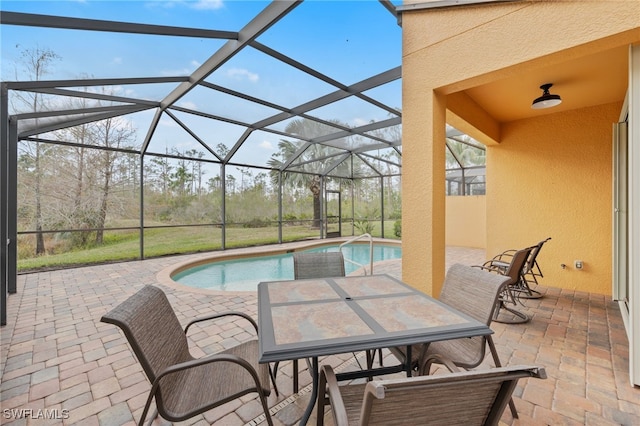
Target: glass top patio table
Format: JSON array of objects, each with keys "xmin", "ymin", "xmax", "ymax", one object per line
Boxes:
[
  {"xmin": 258, "ymin": 274, "xmax": 492, "ymax": 362},
  {"xmin": 258, "ymin": 274, "xmax": 493, "ymax": 425}
]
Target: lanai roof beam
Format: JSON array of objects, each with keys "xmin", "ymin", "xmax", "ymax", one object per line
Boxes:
[
  {"xmin": 160, "ymin": 1, "xmax": 301, "ymax": 110},
  {"xmin": 0, "ymin": 11, "xmax": 238, "ymax": 39}
]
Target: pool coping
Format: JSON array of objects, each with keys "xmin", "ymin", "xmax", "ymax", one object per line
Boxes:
[{"xmin": 157, "ymin": 237, "xmax": 401, "ymax": 295}]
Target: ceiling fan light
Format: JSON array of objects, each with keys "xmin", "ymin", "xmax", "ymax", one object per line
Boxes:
[{"xmin": 531, "ymin": 83, "xmax": 562, "ymax": 109}]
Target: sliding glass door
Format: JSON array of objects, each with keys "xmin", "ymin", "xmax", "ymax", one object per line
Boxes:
[{"xmin": 614, "ymin": 44, "xmax": 640, "ymax": 387}]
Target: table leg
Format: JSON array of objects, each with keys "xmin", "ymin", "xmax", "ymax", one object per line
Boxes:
[
  {"xmin": 293, "ymin": 359, "xmax": 299, "ymax": 393},
  {"xmin": 299, "ymin": 357, "xmax": 318, "ymax": 426},
  {"xmin": 405, "ymin": 345, "xmax": 413, "ymax": 376}
]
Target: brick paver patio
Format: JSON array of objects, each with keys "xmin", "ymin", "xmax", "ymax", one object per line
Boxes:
[{"xmin": 1, "ymin": 242, "xmax": 639, "ymax": 425}]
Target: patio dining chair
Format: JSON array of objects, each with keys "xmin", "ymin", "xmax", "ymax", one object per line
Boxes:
[
  {"xmin": 293, "ymin": 251, "xmax": 346, "ymax": 279},
  {"xmin": 101, "ymin": 285, "xmax": 274, "ymax": 426},
  {"xmin": 389, "ymin": 263, "xmax": 519, "ymax": 417},
  {"xmin": 485, "ymin": 237, "xmax": 551, "ymax": 299},
  {"xmin": 273, "ymin": 251, "xmax": 383, "ymax": 393},
  {"xmin": 475, "ymin": 246, "xmax": 534, "ymax": 324},
  {"xmin": 316, "ymin": 363, "xmax": 546, "ymax": 426}
]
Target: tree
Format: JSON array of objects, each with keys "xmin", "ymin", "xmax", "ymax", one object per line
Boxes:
[
  {"xmin": 226, "ymin": 174, "xmax": 236, "ymax": 193},
  {"xmin": 253, "ymin": 172, "xmax": 268, "ymax": 195},
  {"xmin": 170, "ymin": 163, "xmax": 193, "ymax": 197},
  {"xmin": 267, "ymin": 118, "xmax": 351, "ymax": 228},
  {"xmin": 93, "ymin": 115, "xmax": 136, "ymax": 244},
  {"xmin": 446, "ymin": 136, "xmax": 485, "ymax": 169},
  {"xmin": 147, "ymin": 151, "xmax": 173, "ymax": 196},
  {"xmin": 185, "ymin": 148, "xmax": 206, "ymax": 196},
  {"xmin": 208, "ymin": 175, "xmax": 222, "ymax": 192},
  {"xmin": 10, "ymin": 46, "xmax": 61, "ymax": 255},
  {"xmin": 239, "ymin": 167, "xmax": 252, "ymax": 192},
  {"xmin": 446, "ymin": 135, "xmax": 485, "ymax": 195}
]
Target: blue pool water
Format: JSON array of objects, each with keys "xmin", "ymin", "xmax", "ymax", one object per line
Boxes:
[{"xmin": 173, "ymin": 244, "xmax": 402, "ymax": 291}]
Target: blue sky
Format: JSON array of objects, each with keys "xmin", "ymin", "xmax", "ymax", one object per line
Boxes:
[{"xmin": 1, "ymin": 0, "xmax": 401, "ymax": 169}]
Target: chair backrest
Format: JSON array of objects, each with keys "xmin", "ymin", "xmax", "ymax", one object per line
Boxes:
[
  {"xmin": 526, "ymin": 237, "xmax": 551, "ymax": 271},
  {"xmin": 503, "ymin": 246, "xmax": 533, "ymax": 285},
  {"xmin": 101, "ymin": 285, "xmax": 191, "ymax": 385},
  {"xmin": 431, "ymin": 264, "xmax": 512, "ymax": 368},
  {"xmin": 293, "ymin": 251, "xmax": 345, "ymax": 279},
  {"xmin": 439, "ymin": 264, "xmax": 511, "ymax": 326},
  {"xmin": 359, "ymin": 365, "xmax": 546, "ymax": 426}
]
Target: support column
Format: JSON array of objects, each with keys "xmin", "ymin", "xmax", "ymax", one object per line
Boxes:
[{"xmin": 402, "ymin": 86, "xmax": 447, "ymax": 296}]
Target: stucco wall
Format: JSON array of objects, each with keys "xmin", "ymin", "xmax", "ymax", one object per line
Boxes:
[
  {"xmin": 446, "ymin": 196, "xmax": 486, "ymax": 249},
  {"xmin": 487, "ymin": 102, "xmax": 620, "ymax": 294},
  {"xmin": 401, "ymin": 1, "xmax": 639, "ymax": 296}
]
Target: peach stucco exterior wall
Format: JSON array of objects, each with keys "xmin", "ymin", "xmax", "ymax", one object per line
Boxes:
[
  {"xmin": 487, "ymin": 103, "xmax": 619, "ymax": 294},
  {"xmin": 401, "ymin": 1, "xmax": 640, "ymax": 296},
  {"xmin": 446, "ymin": 196, "xmax": 486, "ymax": 249}
]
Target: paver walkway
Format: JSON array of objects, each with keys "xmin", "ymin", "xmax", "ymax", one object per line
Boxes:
[{"xmin": 1, "ymin": 241, "xmax": 639, "ymax": 425}]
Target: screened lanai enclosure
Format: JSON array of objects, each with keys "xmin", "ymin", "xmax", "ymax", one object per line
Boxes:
[
  {"xmin": 0, "ymin": 0, "xmax": 485, "ymax": 324},
  {"xmin": 446, "ymin": 127, "xmax": 486, "ymax": 196}
]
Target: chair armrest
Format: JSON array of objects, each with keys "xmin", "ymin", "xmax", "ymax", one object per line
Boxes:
[
  {"xmin": 152, "ymin": 351, "xmax": 264, "ymax": 397},
  {"xmin": 184, "ymin": 311, "xmax": 259, "ymax": 335},
  {"xmin": 139, "ymin": 351, "xmax": 265, "ymax": 426},
  {"xmin": 489, "ymin": 250, "xmax": 516, "ymax": 263},
  {"xmin": 319, "ymin": 365, "xmax": 349, "ymax": 426},
  {"xmin": 418, "ymin": 353, "xmax": 462, "ymax": 375},
  {"xmin": 473, "ymin": 265, "xmax": 496, "ymax": 272}
]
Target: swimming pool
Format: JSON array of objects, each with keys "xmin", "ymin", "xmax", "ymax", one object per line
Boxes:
[{"xmin": 172, "ymin": 243, "xmax": 402, "ymax": 292}]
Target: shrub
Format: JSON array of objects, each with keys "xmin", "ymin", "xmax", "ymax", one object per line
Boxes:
[
  {"xmin": 354, "ymin": 219, "xmax": 375, "ymax": 234},
  {"xmin": 393, "ymin": 219, "xmax": 401, "ymax": 237},
  {"xmin": 243, "ymin": 218, "xmax": 269, "ymax": 228}
]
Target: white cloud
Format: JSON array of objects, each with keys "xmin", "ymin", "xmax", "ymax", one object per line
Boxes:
[
  {"xmin": 227, "ymin": 68, "xmax": 259, "ymax": 83},
  {"xmin": 178, "ymin": 100, "xmax": 198, "ymax": 111},
  {"xmin": 159, "ymin": 117, "xmax": 180, "ymax": 128},
  {"xmin": 145, "ymin": 0, "xmax": 223, "ymax": 11},
  {"xmin": 161, "ymin": 60, "xmax": 200, "ymax": 77},
  {"xmin": 111, "ymin": 57, "xmax": 123, "ymax": 65},
  {"xmin": 190, "ymin": 0, "xmax": 224, "ymax": 10},
  {"xmin": 259, "ymin": 140, "xmax": 274, "ymax": 150},
  {"xmin": 161, "ymin": 67, "xmax": 193, "ymax": 76},
  {"xmin": 352, "ymin": 118, "xmax": 368, "ymax": 127}
]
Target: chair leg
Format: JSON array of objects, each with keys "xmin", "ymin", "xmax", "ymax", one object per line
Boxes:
[
  {"xmin": 512, "ymin": 274, "xmax": 543, "ymax": 299},
  {"xmin": 143, "ymin": 408, "xmax": 158, "ymax": 426},
  {"xmin": 138, "ymin": 391, "xmax": 156, "ymax": 426},
  {"xmin": 256, "ymin": 386, "xmax": 274, "ymax": 426},
  {"xmin": 493, "ymin": 289, "xmax": 529, "ymax": 324},
  {"xmin": 493, "ymin": 300, "xmax": 529, "ymax": 324},
  {"xmin": 488, "ymin": 337, "xmax": 518, "ymax": 419}
]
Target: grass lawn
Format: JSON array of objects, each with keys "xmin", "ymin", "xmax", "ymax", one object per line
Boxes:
[{"xmin": 17, "ymin": 221, "xmax": 400, "ymax": 272}]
